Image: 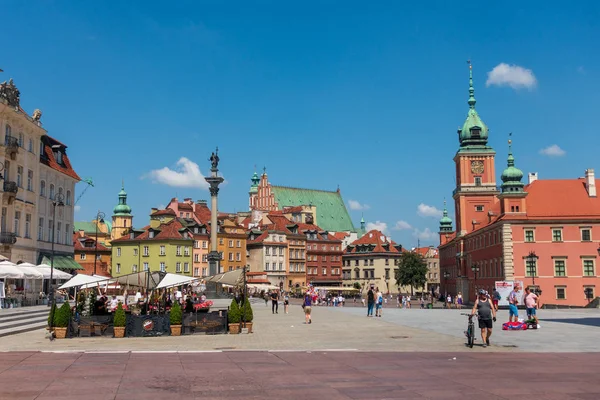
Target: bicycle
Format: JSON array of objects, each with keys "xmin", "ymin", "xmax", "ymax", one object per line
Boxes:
[{"xmin": 461, "ymin": 313, "xmax": 476, "ymax": 348}]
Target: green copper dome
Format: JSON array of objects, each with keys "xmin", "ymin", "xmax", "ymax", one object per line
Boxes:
[
  {"xmin": 113, "ymin": 184, "xmax": 132, "ymax": 216},
  {"xmin": 439, "ymin": 200, "xmax": 453, "ymax": 232},
  {"xmin": 249, "ymin": 171, "xmax": 259, "ymax": 193},
  {"xmin": 501, "ymin": 139, "xmax": 524, "ymax": 193},
  {"xmin": 458, "ymin": 64, "xmax": 489, "ymax": 147}
]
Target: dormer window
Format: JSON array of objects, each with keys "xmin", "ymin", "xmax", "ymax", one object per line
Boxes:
[
  {"xmin": 149, "ymin": 231, "xmax": 155, "ymax": 239},
  {"xmin": 471, "ymin": 127, "xmax": 481, "ymax": 138},
  {"xmin": 194, "ymin": 227, "xmax": 199, "ymax": 234}
]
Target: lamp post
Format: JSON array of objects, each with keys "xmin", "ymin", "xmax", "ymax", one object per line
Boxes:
[
  {"xmin": 48, "ymin": 192, "xmax": 64, "ymax": 335},
  {"xmin": 526, "ymin": 251, "xmax": 539, "ymax": 289},
  {"xmin": 93, "ymin": 211, "xmax": 105, "ymax": 276},
  {"xmin": 471, "ymin": 263, "xmax": 480, "ymax": 300}
]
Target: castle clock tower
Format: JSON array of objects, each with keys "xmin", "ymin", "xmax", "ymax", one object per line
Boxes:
[{"xmin": 453, "ymin": 63, "xmax": 499, "ymax": 235}]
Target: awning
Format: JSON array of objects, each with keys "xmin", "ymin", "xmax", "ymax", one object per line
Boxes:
[
  {"xmin": 41, "ymin": 256, "xmax": 84, "ymax": 270},
  {"xmin": 156, "ymin": 273, "xmax": 199, "ymax": 289},
  {"xmin": 111, "ymin": 271, "xmax": 165, "ymax": 289},
  {"xmin": 205, "ymin": 268, "xmax": 244, "ymax": 286},
  {"xmin": 0, "ymin": 261, "xmax": 24, "ymax": 279},
  {"xmin": 248, "ymin": 283, "xmax": 279, "ymax": 291},
  {"xmin": 36, "ymin": 264, "xmax": 73, "ymax": 280},
  {"xmin": 59, "ymin": 274, "xmax": 108, "ymax": 289}
]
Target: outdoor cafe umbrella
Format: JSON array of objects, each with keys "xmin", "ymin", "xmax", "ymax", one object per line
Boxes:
[
  {"xmin": 36, "ymin": 264, "xmax": 73, "ymax": 280},
  {"xmin": 0, "ymin": 261, "xmax": 24, "ymax": 279},
  {"xmin": 15, "ymin": 263, "xmax": 45, "ymax": 280}
]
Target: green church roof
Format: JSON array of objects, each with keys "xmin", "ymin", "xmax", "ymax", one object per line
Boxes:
[
  {"xmin": 271, "ymin": 186, "xmax": 355, "ymax": 232},
  {"xmin": 458, "ymin": 63, "xmax": 490, "ymax": 149},
  {"xmin": 439, "ymin": 200, "xmax": 453, "ymax": 232},
  {"xmin": 501, "ymin": 138, "xmax": 525, "ymax": 193},
  {"xmin": 113, "ymin": 183, "xmax": 132, "ymax": 216},
  {"xmin": 73, "ymin": 220, "xmax": 112, "ymax": 235}
]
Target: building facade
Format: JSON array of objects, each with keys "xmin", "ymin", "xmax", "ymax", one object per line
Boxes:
[
  {"xmin": 302, "ymin": 223, "xmax": 343, "ymax": 287},
  {"xmin": 110, "ymin": 210, "xmax": 194, "ymax": 277},
  {"xmin": 73, "ymin": 230, "xmax": 111, "ymax": 276},
  {"xmin": 439, "ymin": 66, "xmax": 600, "ymax": 306},
  {"xmin": 0, "ymin": 77, "xmax": 80, "ymax": 268},
  {"xmin": 247, "ymin": 229, "xmax": 289, "ymax": 290},
  {"xmin": 248, "ymin": 169, "xmax": 356, "ymax": 233},
  {"xmin": 343, "ymin": 229, "xmax": 404, "ymax": 294}
]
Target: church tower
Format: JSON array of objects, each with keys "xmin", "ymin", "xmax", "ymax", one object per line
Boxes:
[
  {"xmin": 248, "ymin": 170, "xmax": 260, "ymax": 210},
  {"xmin": 111, "ymin": 183, "xmax": 133, "ymax": 240},
  {"xmin": 453, "ymin": 62, "xmax": 499, "ymax": 235},
  {"xmin": 498, "ymin": 137, "xmax": 527, "ymax": 215},
  {"xmin": 438, "ymin": 200, "xmax": 454, "ymax": 245}
]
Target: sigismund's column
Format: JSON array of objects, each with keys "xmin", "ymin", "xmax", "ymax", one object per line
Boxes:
[{"xmin": 205, "ymin": 147, "xmax": 224, "ymax": 278}]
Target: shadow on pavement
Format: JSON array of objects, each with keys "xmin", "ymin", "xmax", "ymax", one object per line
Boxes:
[{"xmin": 543, "ymin": 317, "xmax": 600, "ymax": 327}]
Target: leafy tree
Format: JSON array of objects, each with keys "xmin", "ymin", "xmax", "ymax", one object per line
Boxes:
[
  {"xmin": 170, "ymin": 301, "xmax": 183, "ymax": 325},
  {"xmin": 228, "ymin": 298, "xmax": 240, "ymax": 324},
  {"xmin": 113, "ymin": 303, "xmax": 126, "ymax": 327},
  {"xmin": 241, "ymin": 298, "xmax": 253, "ymax": 323},
  {"xmin": 395, "ymin": 252, "xmax": 428, "ymax": 296},
  {"xmin": 353, "ymin": 282, "xmax": 362, "ymax": 290}
]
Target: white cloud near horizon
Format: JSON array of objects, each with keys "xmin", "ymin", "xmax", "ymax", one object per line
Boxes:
[
  {"xmin": 393, "ymin": 220, "xmax": 412, "ymax": 230},
  {"xmin": 366, "ymin": 221, "xmax": 389, "ymax": 235},
  {"xmin": 413, "ymin": 228, "xmax": 437, "ymax": 242},
  {"xmin": 539, "ymin": 144, "xmax": 566, "ymax": 157},
  {"xmin": 144, "ymin": 157, "xmax": 209, "ymax": 189},
  {"xmin": 417, "ymin": 203, "xmax": 443, "ymax": 218},
  {"xmin": 74, "ymin": 205, "xmax": 81, "ymax": 213},
  {"xmin": 486, "ymin": 63, "xmax": 537, "ymax": 90},
  {"xmin": 348, "ymin": 200, "xmax": 370, "ymax": 211}
]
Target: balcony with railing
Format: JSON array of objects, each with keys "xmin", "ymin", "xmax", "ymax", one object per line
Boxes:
[
  {"xmin": 0, "ymin": 231, "xmax": 17, "ymax": 245},
  {"xmin": 4, "ymin": 136, "xmax": 19, "ymax": 160},
  {"xmin": 2, "ymin": 181, "xmax": 18, "ymax": 204}
]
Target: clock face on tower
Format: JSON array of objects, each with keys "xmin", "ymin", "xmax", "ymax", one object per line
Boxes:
[{"xmin": 471, "ymin": 160, "xmax": 484, "ymax": 174}]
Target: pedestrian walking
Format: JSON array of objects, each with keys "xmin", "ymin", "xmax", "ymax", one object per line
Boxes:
[
  {"xmin": 303, "ymin": 292, "xmax": 312, "ymax": 324},
  {"xmin": 471, "ymin": 289, "xmax": 497, "ymax": 347},
  {"xmin": 284, "ymin": 292, "xmax": 290, "ymax": 314},
  {"xmin": 271, "ymin": 291, "xmax": 279, "ymax": 314},
  {"xmin": 367, "ymin": 286, "xmax": 375, "ymax": 317}
]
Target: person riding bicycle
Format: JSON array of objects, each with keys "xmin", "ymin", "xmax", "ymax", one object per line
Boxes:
[{"xmin": 471, "ymin": 289, "xmax": 497, "ymax": 348}]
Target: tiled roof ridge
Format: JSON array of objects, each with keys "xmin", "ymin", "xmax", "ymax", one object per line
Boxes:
[{"xmin": 272, "ymin": 185, "xmax": 340, "ymax": 195}]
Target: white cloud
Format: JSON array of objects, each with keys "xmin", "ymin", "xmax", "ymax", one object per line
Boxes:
[
  {"xmin": 144, "ymin": 157, "xmax": 209, "ymax": 189},
  {"xmin": 486, "ymin": 63, "xmax": 537, "ymax": 90},
  {"xmin": 74, "ymin": 205, "xmax": 81, "ymax": 213},
  {"xmin": 157, "ymin": 204, "xmax": 166, "ymax": 210},
  {"xmin": 539, "ymin": 144, "xmax": 566, "ymax": 157},
  {"xmin": 413, "ymin": 228, "xmax": 437, "ymax": 241},
  {"xmin": 366, "ymin": 221, "xmax": 388, "ymax": 235},
  {"xmin": 417, "ymin": 203, "xmax": 443, "ymax": 218},
  {"xmin": 348, "ymin": 200, "xmax": 370, "ymax": 211},
  {"xmin": 393, "ymin": 220, "xmax": 412, "ymax": 230}
]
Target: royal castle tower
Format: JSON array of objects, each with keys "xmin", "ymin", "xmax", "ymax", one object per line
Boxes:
[
  {"xmin": 453, "ymin": 62, "xmax": 499, "ymax": 236},
  {"xmin": 111, "ymin": 183, "xmax": 133, "ymax": 241}
]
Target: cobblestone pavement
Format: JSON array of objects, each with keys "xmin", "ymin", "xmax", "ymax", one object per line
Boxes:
[{"xmin": 1, "ymin": 351, "xmax": 600, "ymax": 399}]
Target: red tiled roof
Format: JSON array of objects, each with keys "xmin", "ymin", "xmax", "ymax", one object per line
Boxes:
[
  {"xmin": 152, "ymin": 209, "xmax": 176, "ymax": 216},
  {"xmin": 523, "ymin": 179, "xmax": 600, "ymax": 219},
  {"xmin": 345, "ymin": 230, "xmax": 401, "ymax": 254},
  {"xmin": 282, "ymin": 206, "xmax": 304, "ymax": 213},
  {"xmin": 247, "ymin": 231, "xmax": 269, "ymax": 244},
  {"xmin": 194, "ymin": 204, "xmax": 212, "ymax": 224},
  {"xmin": 112, "ymin": 220, "xmax": 191, "ymax": 242},
  {"xmin": 72, "ymin": 233, "xmax": 111, "ymax": 252},
  {"xmin": 40, "ymin": 135, "xmax": 80, "ymax": 181},
  {"xmin": 332, "ymin": 232, "xmax": 350, "ymax": 240},
  {"xmin": 412, "ymin": 247, "xmax": 439, "ymax": 258},
  {"xmin": 178, "ymin": 203, "xmax": 193, "ymax": 211}
]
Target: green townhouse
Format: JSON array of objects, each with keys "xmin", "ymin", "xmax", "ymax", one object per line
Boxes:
[{"xmin": 110, "ymin": 210, "xmax": 194, "ymax": 277}]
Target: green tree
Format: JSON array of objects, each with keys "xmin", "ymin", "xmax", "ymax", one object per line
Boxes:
[
  {"xmin": 395, "ymin": 252, "xmax": 428, "ymax": 296},
  {"xmin": 353, "ymin": 282, "xmax": 361, "ymax": 290},
  {"xmin": 241, "ymin": 298, "xmax": 253, "ymax": 323},
  {"xmin": 53, "ymin": 302, "xmax": 72, "ymax": 328},
  {"xmin": 169, "ymin": 301, "xmax": 182, "ymax": 325}
]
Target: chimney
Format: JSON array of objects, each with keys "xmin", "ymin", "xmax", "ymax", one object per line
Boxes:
[
  {"xmin": 528, "ymin": 172, "xmax": 538, "ymax": 184},
  {"xmin": 197, "ymin": 200, "xmax": 207, "ymax": 207},
  {"xmin": 585, "ymin": 169, "xmax": 596, "ymax": 197},
  {"xmin": 78, "ymin": 229, "xmax": 85, "ymax": 238},
  {"xmin": 184, "ymin": 198, "xmax": 192, "ymax": 203}
]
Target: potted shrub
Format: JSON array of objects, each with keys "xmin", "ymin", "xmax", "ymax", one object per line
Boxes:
[
  {"xmin": 228, "ymin": 298, "xmax": 241, "ymax": 334},
  {"xmin": 113, "ymin": 302, "xmax": 126, "ymax": 338},
  {"xmin": 47, "ymin": 303, "xmax": 58, "ymax": 332},
  {"xmin": 169, "ymin": 301, "xmax": 183, "ymax": 336},
  {"xmin": 53, "ymin": 302, "xmax": 71, "ymax": 339},
  {"xmin": 241, "ymin": 298, "xmax": 254, "ymax": 333}
]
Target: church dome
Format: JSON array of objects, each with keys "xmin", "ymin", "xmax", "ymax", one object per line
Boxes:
[
  {"xmin": 113, "ymin": 184, "xmax": 132, "ymax": 216},
  {"xmin": 500, "ymin": 139, "xmax": 525, "ymax": 193},
  {"xmin": 458, "ymin": 64, "xmax": 489, "ymax": 147}
]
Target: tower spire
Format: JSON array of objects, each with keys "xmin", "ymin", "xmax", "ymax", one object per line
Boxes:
[
  {"xmin": 501, "ymin": 133, "xmax": 524, "ymax": 193},
  {"xmin": 468, "ymin": 60, "xmax": 476, "ymax": 109}
]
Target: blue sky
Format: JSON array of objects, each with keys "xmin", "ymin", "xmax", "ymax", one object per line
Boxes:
[{"xmin": 3, "ymin": 1, "xmax": 600, "ymax": 247}]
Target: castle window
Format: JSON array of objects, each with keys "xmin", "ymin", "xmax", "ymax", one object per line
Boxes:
[
  {"xmin": 474, "ymin": 177, "xmax": 482, "ymax": 186},
  {"xmin": 475, "ymin": 205, "xmax": 484, "ymax": 212}
]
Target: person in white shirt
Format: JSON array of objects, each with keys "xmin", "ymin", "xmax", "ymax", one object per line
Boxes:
[{"xmin": 109, "ymin": 295, "xmax": 119, "ymax": 311}]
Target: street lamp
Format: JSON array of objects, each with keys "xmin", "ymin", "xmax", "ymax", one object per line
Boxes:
[
  {"xmin": 48, "ymin": 192, "xmax": 64, "ymax": 336},
  {"xmin": 471, "ymin": 263, "xmax": 480, "ymax": 298},
  {"xmin": 526, "ymin": 251, "xmax": 539, "ymax": 287},
  {"xmin": 93, "ymin": 211, "xmax": 106, "ymax": 275}
]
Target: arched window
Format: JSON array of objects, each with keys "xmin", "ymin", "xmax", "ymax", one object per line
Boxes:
[
  {"xmin": 58, "ymin": 187, "xmax": 63, "ymax": 199},
  {"xmin": 66, "ymin": 190, "xmax": 71, "ymax": 205},
  {"xmin": 18, "ymin": 133, "xmax": 23, "ymax": 147},
  {"xmin": 49, "ymin": 184, "xmax": 55, "ymax": 200},
  {"xmin": 40, "ymin": 180, "xmax": 46, "ymax": 197},
  {"xmin": 28, "ymin": 138, "xmax": 33, "ymax": 152}
]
